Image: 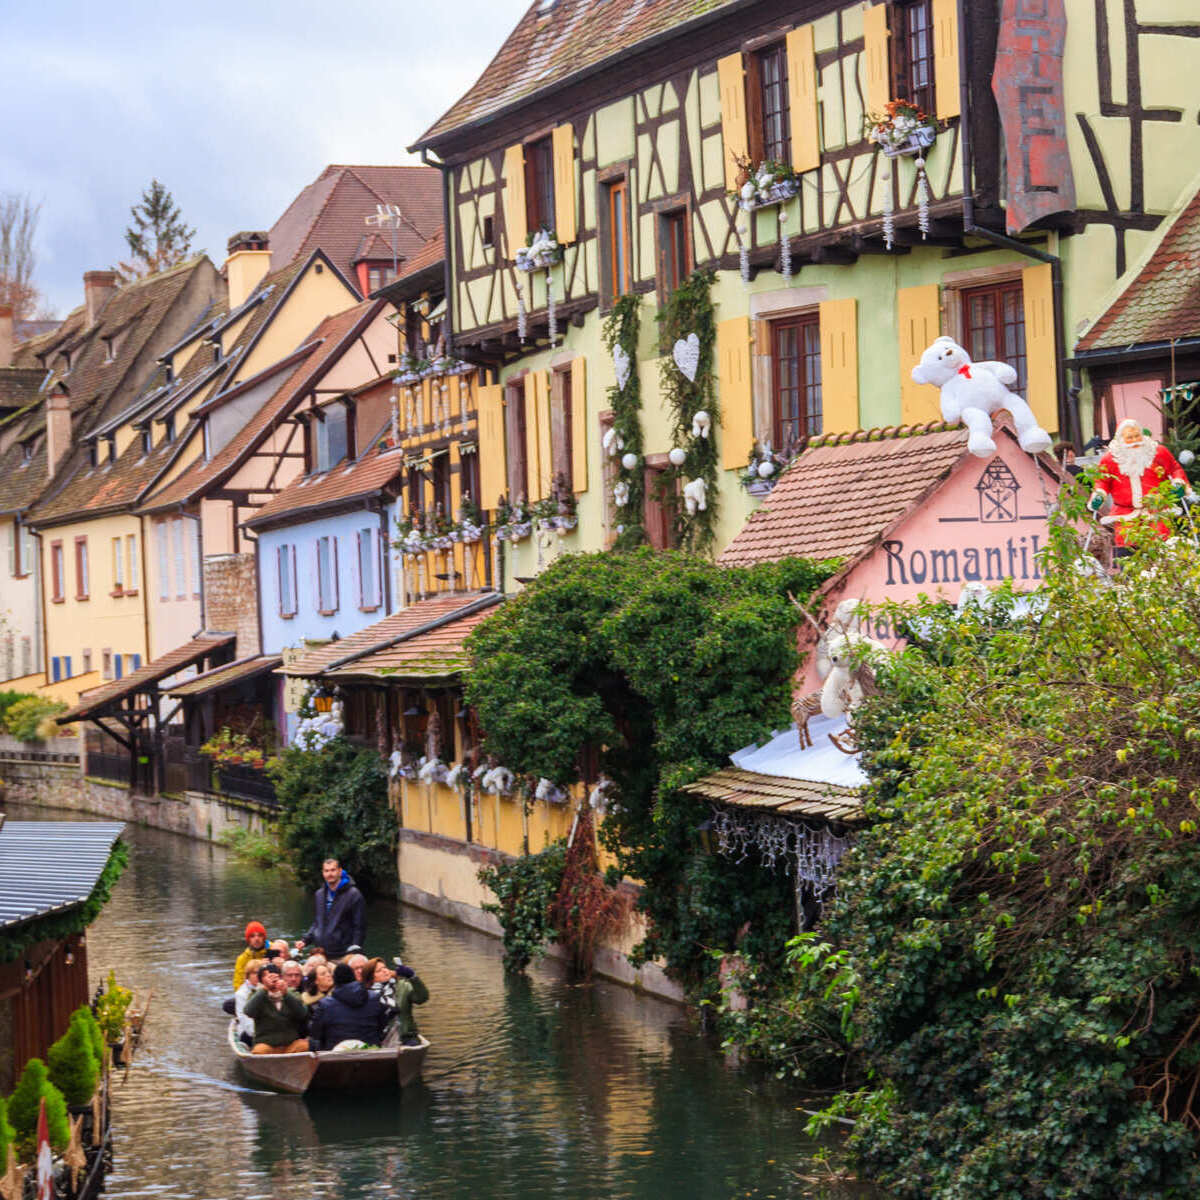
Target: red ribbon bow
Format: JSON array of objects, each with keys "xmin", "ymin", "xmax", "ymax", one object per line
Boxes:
[{"xmin": 957, "ymin": 364, "xmax": 972, "ymax": 380}]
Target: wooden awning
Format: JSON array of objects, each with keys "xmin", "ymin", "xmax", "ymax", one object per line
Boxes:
[{"xmin": 685, "ymin": 767, "xmax": 864, "ymax": 825}]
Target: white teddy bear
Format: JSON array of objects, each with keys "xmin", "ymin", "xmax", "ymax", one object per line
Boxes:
[{"xmin": 910, "ymin": 336, "xmax": 1052, "ymax": 458}]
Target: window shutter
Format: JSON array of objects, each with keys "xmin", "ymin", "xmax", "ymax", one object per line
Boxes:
[
  {"xmin": 570, "ymin": 356, "xmax": 588, "ymax": 493},
  {"xmin": 862, "ymin": 4, "xmax": 891, "ymax": 117},
  {"xmin": 503, "ymin": 144, "xmax": 528, "ymax": 258},
  {"xmin": 523, "ymin": 374, "xmax": 541, "ymax": 502},
  {"xmin": 476, "ymin": 383, "xmax": 507, "ymax": 511},
  {"xmin": 717, "ymin": 316, "xmax": 754, "ymax": 470},
  {"xmin": 819, "ymin": 298, "xmax": 860, "ymax": 433},
  {"xmin": 552, "ymin": 124, "xmax": 576, "ymax": 243},
  {"xmin": 932, "ymin": 0, "xmax": 961, "ymax": 120},
  {"xmin": 6, "ymin": 522, "xmax": 13, "ymax": 578},
  {"xmin": 534, "ymin": 371, "xmax": 553, "ymax": 501},
  {"xmin": 898, "ymin": 284, "xmax": 942, "ymax": 424},
  {"xmin": 786, "ymin": 24, "xmax": 821, "ymax": 173},
  {"xmin": 717, "ymin": 53, "xmax": 749, "ymax": 191},
  {"xmin": 1022, "ymin": 263, "xmax": 1057, "ymax": 433}
]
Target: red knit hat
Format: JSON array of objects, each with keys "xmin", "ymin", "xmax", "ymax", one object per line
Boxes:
[{"xmin": 244, "ymin": 921, "xmax": 267, "ymax": 940}]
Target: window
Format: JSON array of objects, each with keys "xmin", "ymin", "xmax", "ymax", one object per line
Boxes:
[
  {"xmin": 51, "ymin": 656, "xmax": 61, "ymax": 683},
  {"xmin": 357, "ymin": 528, "xmax": 381, "ymax": 611},
  {"xmin": 431, "ymin": 454, "xmax": 452, "ymax": 522},
  {"xmin": 172, "ymin": 518, "xmax": 186, "ymax": 598},
  {"xmin": 524, "ymin": 136, "xmax": 555, "ymax": 232},
  {"xmin": 771, "ymin": 314, "xmax": 823, "ymax": 449},
  {"xmin": 111, "ymin": 536, "xmax": 124, "ymax": 595},
  {"xmin": 460, "ymin": 447, "xmax": 480, "ymax": 511},
  {"xmin": 892, "ymin": 0, "xmax": 935, "ymax": 116},
  {"xmin": 19, "ymin": 525, "xmax": 33, "ymax": 578},
  {"xmin": 156, "ymin": 521, "xmax": 169, "ymax": 600},
  {"xmin": 317, "ymin": 536, "xmax": 339, "ymax": 614},
  {"xmin": 126, "ymin": 534, "xmax": 138, "ymax": 593},
  {"xmin": 82, "ymin": 649, "xmax": 92, "ymax": 674},
  {"xmin": 63, "ymin": 656, "xmax": 72, "ymax": 679},
  {"xmin": 482, "ymin": 216, "xmax": 495, "ymax": 249},
  {"xmin": 163, "ymin": 414, "xmax": 176, "ymax": 443},
  {"xmin": 961, "ymin": 280, "xmax": 1027, "ymax": 396},
  {"xmin": 604, "ymin": 179, "xmax": 631, "ymax": 300},
  {"xmin": 659, "ymin": 209, "xmax": 691, "ymax": 299},
  {"xmin": 752, "ymin": 43, "xmax": 791, "ymax": 164},
  {"xmin": 87, "ymin": 441, "xmax": 99, "ymax": 469},
  {"xmin": 113, "ymin": 654, "xmax": 123, "ymax": 680},
  {"xmin": 315, "ymin": 402, "xmax": 351, "ymax": 472},
  {"xmin": 105, "ymin": 435, "xmax": 117, "ymax": 465},
  {"xmin": 506, "ymin": 382, "xmax": 529, "ymax": 503},
  {"xmin": 50, "ymin": 541, "xmax": 64, "ymax": 602},
  {"xmin": 404, "ymin": 308, "xmax": 423, "ymax": 359},
  {"xmin": 552, "ymin": 365, "xmax": 574, "ymax": 492},
  {"xmin": 367, "ymin": 264, "xmax": 396, "ymax": 293},
  {"xmin": 644, "ymin": 463, "xmax": 675, "ymax": 550},
  {"xmin": 130, "ymin": 654, "xmax": 142, "ymax": 671},
  {"xmin": 140, "ymin": 427, "xmax": 152, "ymax": 456},
  {"xmin": 190, "ymin": 521, "xmax": 202, "ymax": 598},
  {"xmin": 74, "ymin": 537, "xmax": 89, "ymax": 600},
  {"xmin": 277, "ymin": 544, "xmax": 297, "ymax": 617},
  {"xmin": 20, "ymin": 638, "xmax": 31, "ymax": 676},
  {"xmin": 406, "ymin": 467, "xmax": 424, "ymax": 523},
  {"xmin": 102, "ymin": 649, "xmax": 112, "ymax": 681}
]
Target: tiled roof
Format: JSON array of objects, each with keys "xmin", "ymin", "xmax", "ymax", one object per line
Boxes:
[
  {"xmin": 60, "ymin": 634, "xmax": 234, "ymax": 722},
  {"xmin": 281, "ymin": 592, "xmax": 501, "ymax": 677},
  {"xmin": 167, "ymin": 655, "xmax": 282, "ymax": 699},
  {"xmin": 0, "ymin": 369, "xmax": 43, "ymax": 410},
  {"xmin": 0, "ymin": 434, "xmax": 47, "ymax": 516},
  {"xmin": 1077, "ymin": 179, "xmax": 1200, "ymax": 352},
  {"xmin": 685, "ymin": 767, "xmax": 864, "ymax": 823},
  {"xmin": 244, "ymin": 443, "xmax": 405, "ymax": 529},
  {"xmin": 269, "ymin": 166, "xmax": 441, "ymax": 292},
  {"xmin": 398, "ymin": 228, "xmax": 445, "ymax": 282},
  {"xmin": 141, "ymin": 300, "xmax": 385, "ymax": 513},
  {"xmin": 328, "ymin": 602, "xmax": 500, "ymax": 681},
  {"xmin": 416, "ymin": 0, "xmax": 738, "ymax": 147},
  {"xmin": 719, "ymin": 423, "xmax": 970, "ymax": 567}
]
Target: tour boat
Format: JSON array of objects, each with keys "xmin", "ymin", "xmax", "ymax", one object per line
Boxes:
[{"xmin": 228, "ymin": 1021, "xmax": 429, "ymax": 1094}]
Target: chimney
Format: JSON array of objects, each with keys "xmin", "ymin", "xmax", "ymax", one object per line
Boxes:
[
  {"xmin": 83, "ymin": 270, "xmax": 119, "ymax": 329},
  {"xmin": 45, "ymin": 389, "xmax": 71, "ymax": 478},
  {"xmin": 0, "ymin": 304, "xmax": 12, "ymax": 368},
  {"xmin": 225, "ymin": 232, "xmax": 271, "ymax": 309}
]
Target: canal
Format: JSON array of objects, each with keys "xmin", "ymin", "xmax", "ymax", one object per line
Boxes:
[{"xmin": 49, "ymin": 813, "xmax": 876, "ymax": 1199}]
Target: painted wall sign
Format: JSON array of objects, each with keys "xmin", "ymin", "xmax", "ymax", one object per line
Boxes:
[{"xmin": 992, "ymin": 0, "xmax": 1076, "ymax": 234}]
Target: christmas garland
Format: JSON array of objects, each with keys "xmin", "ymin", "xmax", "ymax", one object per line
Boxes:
[
  {"xmin": 601, "ymin": 294, "xmax": 646, "ymax": 549},
  {"xmin": 657, "ymin": 267, "xmax": 719, "ymax": 554}
]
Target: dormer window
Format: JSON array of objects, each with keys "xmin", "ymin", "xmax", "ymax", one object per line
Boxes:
[
  {"xmin": 102, "ymin": 336, "xmax": 117, "ymax": 363},
  {"xmin": 140, "ymin": 427, "xmax": 152, "ymax": 456},
  {"xmin": 106, "ymin": 434, "xmax": 117, "ymax": 465},
  {"xmin": 163, "ymin": 414, "xmax": 176, "ymax": 444},
  {"xmin": 20, "ymin": 439, "xmax": 35, "ymax": 466},
  {"xmin": 366, "ymin": 263, "xmax": 398, "ymax": 293},
  {"xmin": 60, "ymin": 349, "xmax": 72, "ymax": 373},
  {"xmin": 87, "ymin": 440, "xmax": 99, "ymax": 469},
  {"xmin": 310, "ymin": 400, "xmax": 354, "ymax": 473}
]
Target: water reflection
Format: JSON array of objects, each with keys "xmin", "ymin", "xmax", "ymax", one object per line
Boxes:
[{"xmin": 13, "ymin": 807, "xmax": 877, "ymax": 1199}]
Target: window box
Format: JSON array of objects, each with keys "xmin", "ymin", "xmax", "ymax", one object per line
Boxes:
[
  {"xmin": 880, "ymin": 125, "xmax": 936, "ymax": 159},
  {"xmin": 738, "ymin": 177, "xmax": 800, "ymax": 211},
  {"xmin": 515, "ymin": 228, "xmax": 562, "ymax": 273}
]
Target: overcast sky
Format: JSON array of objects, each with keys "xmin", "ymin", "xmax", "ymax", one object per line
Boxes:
[{"xmin": 1, "ymin": 0, "xmax": 528, "ymax": 317}]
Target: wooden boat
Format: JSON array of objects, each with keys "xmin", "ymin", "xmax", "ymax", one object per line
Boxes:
[{"xmin": 228, "ymin": 1021, "xmax": 428, "ymax": 1095}]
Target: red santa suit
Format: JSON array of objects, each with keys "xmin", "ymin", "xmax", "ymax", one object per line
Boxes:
[{"xmin": 1092, "ymin": 441, "xmax": 1189, "ymax": 545}]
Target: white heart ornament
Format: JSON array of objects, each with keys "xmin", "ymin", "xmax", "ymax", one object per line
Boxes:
[
  {"xmin": 612, "ymin": 345, "xmax": 631, "ymax": 392},
  {"xmin": 673, "ymin": 333, "xmax": 700, "ymax": 383}
]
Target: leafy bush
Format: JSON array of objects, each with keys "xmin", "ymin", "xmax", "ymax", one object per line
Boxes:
[
  {"xmin": 94, "ymin": 969, "xmax": 132, "ymax": 1043},
  {"xmin": 479, "ymin": 840, "xmax": 567, "ymax": 973},
  {"xmin": 7, "ymin": 1058, "xmax": 69, "ymax": 1159},
  {"xmin": 217, "ymin": 825, "xmax": 283, "ymax": 869},
  {"xmin": 71, "ymin": 1007, "xmax": 103, "ymax": 1071},
  {"xmin": 272, "ymin": 737, "xmax": 398, "ymax": 895},
  {"xmin": 0, "ymin": 1095, "xmax": 14, "ymax": 1175},
  {"xmin": 3, "ymin": 696, "xmax": 67, "ymax": 742},
  {"xmin": 0, "ymin": 691, "xmax": 29, "ymax": 724},
  {"xmin": 47, "ymin": 1018, "xmax": 98, "ymax": 1105}
]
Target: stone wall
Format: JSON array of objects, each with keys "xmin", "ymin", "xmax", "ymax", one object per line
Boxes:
[{"xmin": 204, "ymin": 552, "xmax": 259, "ymax": 654}]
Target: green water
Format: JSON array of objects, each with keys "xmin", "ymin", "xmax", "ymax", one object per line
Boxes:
[{"xmin": 62, "ymin": 816, "xmax": 877, "ymax": 1199}]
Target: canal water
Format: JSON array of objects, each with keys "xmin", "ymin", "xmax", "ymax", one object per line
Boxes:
[{"xmin": 33, "ymin": 811, "xmax": 877, "ymax": 1199}]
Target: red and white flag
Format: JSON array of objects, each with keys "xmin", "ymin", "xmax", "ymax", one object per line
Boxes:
[{"xmin": 36, "ymin": 1096, "xmax": 53, "ymax": 1200}]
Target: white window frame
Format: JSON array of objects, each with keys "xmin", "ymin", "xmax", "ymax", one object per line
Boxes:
[
  {"xmin": 111, "ymin": 536, "xmax": 124, "ymax": 593},
  {"xmin": 316, "ymin": 536, "xmax": 339, "ymax": 615},
  {"xmin": 357, "ymin": 527, "xmax": 381, "ymax": 611},
  {"xmin": 172, "ymin": 518, "xmax": 186, "ymax": 598},
  {"xmin": 127, "ymin": 534, "xmax": 139, "ymax": 593},
  {"xmin": 278, "ymin": 544, "xmax": 297, "ymax": 617}
]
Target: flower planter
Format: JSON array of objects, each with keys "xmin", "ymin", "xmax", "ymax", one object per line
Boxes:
[
  {"xmin": 738, "ymin": 179, "xmax": 800, "ymax": 211},
  {"xmin": 880, "ymin": 126, "xmax": 936, "ymax": 158},
  {"xmin": 745, "ymin": 479, "xmax": 776, "ymax": 497}
]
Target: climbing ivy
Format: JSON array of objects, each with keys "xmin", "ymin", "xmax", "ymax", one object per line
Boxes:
[
  {"xmin": 478, "ymin": 840, "xmax": 566, "ymax": 973},
  {"xmin": 657, "ymin": 267, "xmax": 719, "ymax": 554},
  {"xmin": 601, "ymin": 293, "xmax": 646, "ymax": 549}
]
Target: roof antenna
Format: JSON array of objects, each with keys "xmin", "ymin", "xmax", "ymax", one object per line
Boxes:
[{"xmin": 364, "ymin": 204, "xmax": 406, "ymax": 279}]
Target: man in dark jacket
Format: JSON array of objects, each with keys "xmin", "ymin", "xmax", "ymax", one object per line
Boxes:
[
  {"xmin": 295, "ymin": 858, "xmax": 366, "ymax": 960},
  {"xmin": 308, "ymin": 962, "xmax": 387, "ymax": 1050}
]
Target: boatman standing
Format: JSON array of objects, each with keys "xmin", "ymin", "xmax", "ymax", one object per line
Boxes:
[{"xmin": 296, "ymin": 857, "xmax": 366, "ymax": 961}]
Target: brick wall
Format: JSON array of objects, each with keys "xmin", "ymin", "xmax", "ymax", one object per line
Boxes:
[{"xmin": 204, "ymin": 553, "xmax": 259, "ymax": 656}]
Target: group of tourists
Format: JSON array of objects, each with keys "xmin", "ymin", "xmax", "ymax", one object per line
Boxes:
[{"xmin": 224, "ymin": 857, "xmax": 428, "ymax": 1056}]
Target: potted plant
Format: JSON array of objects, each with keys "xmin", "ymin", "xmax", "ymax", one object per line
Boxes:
[
  {"xmin": 866, "ymin": 99, "xmax": 936, "ymax": 157},
  {"xmin": 95, "ymin": 970, "xmax": 133, "ymax": 1064},
  {"xmin": 515, "ymin": 227, "xmax": 563, "ymax": 272},
  {"xmin": 732, "ymin": 156, "xmax": 801, "ymax": 210}
]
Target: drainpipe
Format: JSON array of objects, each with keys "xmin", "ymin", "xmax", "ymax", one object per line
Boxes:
[
  {"xmin": 27, "ymin": 519, "xmax": 46, "ymax": 679},
  {"xmin": 955, "ymin": 0, "xmax": 1080, "ymax": 448}
]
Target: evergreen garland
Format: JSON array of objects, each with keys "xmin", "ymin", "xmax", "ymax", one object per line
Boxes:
[
  {"xmin": 601, "ymin": 294, "xmax": 646, "ymax": 549},
  {"xmin": 657, "ymin": 267, "xmax": 719, "ymax": 554}
]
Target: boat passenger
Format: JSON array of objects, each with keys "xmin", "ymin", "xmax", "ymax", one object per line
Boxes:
[
  {"xmin": 366, "ymin": 957, "xmax": 429, "ymax": 1047},
  {"xmin": 302, "ymin": 962, "xmax": 335, "ymax": 1007},
  {"xmin": 295, "ymin": 858, "xmax": 366, "ymax": 961},
  {"xmin": 232, "ymin": 959, "xmax": 266, "ymax": 1046},
  {"xmin": 266, "ymin": 938, "xmax": 290, "ymax": 963},
  {"xmin": 244, "ymin": 963, "xmax": 309, "ymax": 1055},
  {"xmin": 282, "ymin": 960, "xmax": 304, "ymax": 992},
  {"xmin": 307, "ymin": 963, "xmax": 387, "ymax": 1051},
  {"xmin": 346, "ymin": 952, "xmax": 369, "ymax": 982},
  {"xmin": 232, "ymin": 921, "xmax": 268, "ymax": 989}
]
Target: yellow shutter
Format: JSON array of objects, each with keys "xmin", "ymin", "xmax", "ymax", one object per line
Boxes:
[
  {"xmin": 535, "ymin": 370, "xmax": 553, "ymax": 500},
  {"xmin": 503, "ymin": 144, "xmax": 527, "ymax": 259},
  {"xmin": 786, "ymin": 24, "xmax": 820, "ymax": 173},
  {"xmin": 717, "ymin": 316, "xmax": 754, "ymax": 470},
  {"xmin": 898, "ymin": 284, "xmax": 942, "ymax": 424},
  {"xmin": 523, "ymin": 374, "xmax": 541, "ymax": 501},
  {"xmin": 932, "ymin": 0, "xmax": 961, "ymax": 120},
  {"xmin": 570, "ymin": 356, "xmax": 588, "ymax": 493},
  {"xmin": 819, "ymin": 298, "xmax": 859, "ymax": 434},
  {"xmin": 1022, "ymin": 263, "xmax": 1057, "ymax": 434},
  {"xmin": 862, "ymin": 4, "xmax": 891, "ymax": 117},
  {"xmin": 476, "ymin": 384, "xmax": 506, "ymax": 512},
  {"xmin": 552, "ymin": 124, "xmax": 577, "ymax": 244},
  {"xmin": 717, "ymin": 53, "xmax": 748, "ymax": 190}
]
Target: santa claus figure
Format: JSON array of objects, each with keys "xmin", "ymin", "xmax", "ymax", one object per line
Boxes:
[{"xmin": 1088, "ymin": 418, "xmax": 1194, "ymax": 545}]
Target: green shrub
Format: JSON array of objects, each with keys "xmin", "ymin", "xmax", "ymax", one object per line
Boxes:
[
  {"xmin": 479, "ymin": 841, "xmax": 567, "ymax": 973},
  {"xmin": 0, "ymin": 690, "xmax": 29, "ymax": 724},
  {"xmin": 3, "ymin": 696, "xmax": 67, "ymax": 742},
  {"xmin": 48, "ymin": 1018, "xmax": 99, "ymax": 1105},
  {"xmin": 70, "ymin": 1006, "xmax": 104, "ymax": 1071},
  {"xmin": 0, "ymin": 1095, "xmax": 14, "ymax": 1174},
  {"xmin": 7, "ymin": 1058, "xmax": 69, "ymax": 1159},
  {"xmin": 94, "ymin": 970, "xmax": 132, "ymax": 1043},
  {"xmin": 217, "ymin": 825, "xmax": 283, "ymax": 869}
]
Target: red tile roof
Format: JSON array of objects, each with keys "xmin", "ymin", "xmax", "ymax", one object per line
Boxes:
[
  {"xmin": 398, "ymin": 228, "xmax": 445, "ymax": 281},
  {"xmin": 269, "ymin": 166, "xmax": 441, "ymax": 292},
  {"xmin": 719, "ymin": 423, "xmax": 971, "ymax": 567},
  {"xmin": 1077, "ymin": 180, "xmax": 1200, "ymax": 352},
  {"xmin": 416, "ymin": 0, "xmax": 739, "ymax": 147}
]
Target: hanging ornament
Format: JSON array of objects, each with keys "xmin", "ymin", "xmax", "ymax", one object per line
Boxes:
[
  {"xmin": 516, "ymin": 276, "xmax": 527, "ymax": 342},
  {"xmin": 737, "ymin": 223, "xmax": 750, "ymax": 286},
  {"xmin": 621, "ymin": 451, "xmax": 638, "ymax": 471},
  {"xmin": 613, "ymin": 480, "xmax": 630, "ymax": 507},
  {"xmin": 915, "ymin": 155, "xmax": 930, "ymax": 239},
  {"xmin": 389, "ymin": 392, "xmax": 400, "ymax": 446},
  {"xmin": 779, "ymin": 207, "xmax": 792, "ymax": 285},
  {"xmin": 880, "ymin": 165, "xmax": 894, "ymax": 250},
  {"xmin": 668, "ymin": 446, "xmax": 687, "ymax": 467},
  {"xmin": 673, "ymin": 333, "xmax": 701, "ymax": 382},
  {"xmin": 546, "ymin": 266, "xmax": 557, "ymax": 346},
  {"xmin": 612, "ymin": 344, "xmax": 632, "ymax": 391}
]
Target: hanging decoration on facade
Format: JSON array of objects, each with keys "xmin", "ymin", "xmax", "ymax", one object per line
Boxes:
[
  {"xmin": 733, "ymin": 157, "xmax": 800, "ymax": 211},
  {"xmin": 778, "ymin": 207, "xmax": 792, "ymax": 285},
  {"xmin": 603, "ymin": 293, "xmax": 647, "ymax": 548},
  {"xmin": 612, "ymin": 344, "xmax": 632, "ymax": 392},
  {"xmin": 534, "ymin": 777, "xmax": 569, "ymax": 805},
  {"xmin": 911, "ymin": 336, "xmax": 1053, "ymax": 457},
  {"xmin": 868, "ymin": 101, "xmax": 936, "ymax": 250},
  {"xmin": 393, "ymin": 496, "xmax": 485, "ymax": 558},
  {"xmin": 741, "ymin": 439, "xmax": 792, "ymax": 496},
  {"xmin": 514, "ymin": 228, "xmax": 563, "ymax": 346},
  {"xmin": 658, "ymin": 268, "xmax": 719, "ymax": 553},
  {"xmin": 474, "ymin": 761, "xmax": 516, "ymax": 796},
  {"xmin": 737, "ymin": 223, "xmax": 750, "ymax": 285}
]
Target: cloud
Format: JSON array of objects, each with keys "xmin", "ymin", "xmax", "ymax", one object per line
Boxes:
[{"xmin": 0, "ymin": 0, "xmax": 527, "ymax": 316}]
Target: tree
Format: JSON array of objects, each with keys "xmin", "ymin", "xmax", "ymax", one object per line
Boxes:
[
  {"xmin": 115, "ymin": 180, "xmax": 196, "ymax": 283},
  {"xmin": 0, "ymin": 192, "xmax": 45, "ymax": 319}
]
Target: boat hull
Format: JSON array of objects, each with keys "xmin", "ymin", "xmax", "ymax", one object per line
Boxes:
[{"xmin": 228, "ymin": 1021, "xmax": 428, "ymax": 1094}]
